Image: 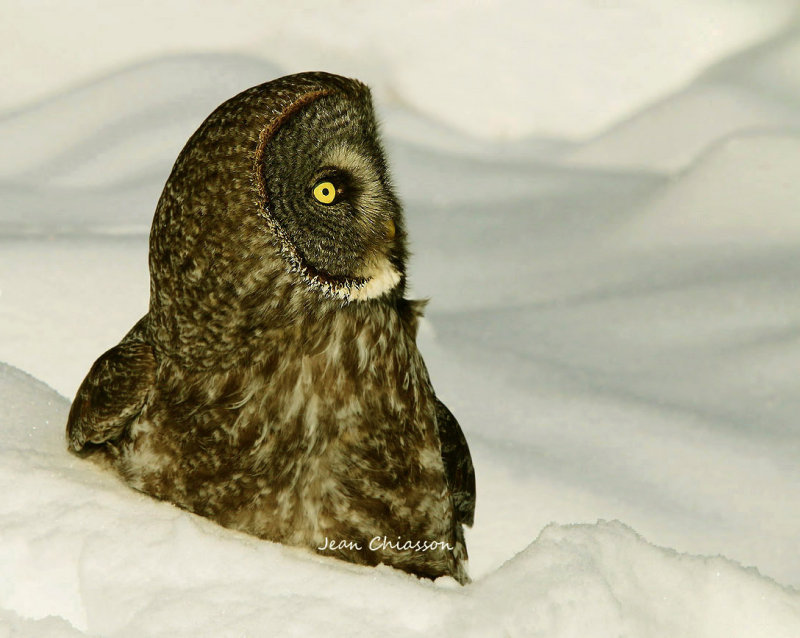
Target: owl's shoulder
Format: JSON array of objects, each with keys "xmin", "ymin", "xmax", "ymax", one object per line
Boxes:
[{"xmin": 395, "ymin": 297, "xmax": 428, "ymax": 341}]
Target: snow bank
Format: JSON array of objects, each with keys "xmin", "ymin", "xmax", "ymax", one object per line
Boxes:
[
  {"xmin": 564, "ymin": 82, "xmax": 800, "ymax": 173},
  {"xmin": 1, "ymin": 362, "xmax": 798, "ymax": 637},
  {"xmin": 3, "ymin": 1, "xmax": 798, "ymax": 139},
  {"xmin": 624, "ymin": 133, "xmax": 800, "ymax": 244},
  {"xmin": 466, "ymin": 522, "xmax": 800, "ymax": 638},
  {"xmin": 0, "ymin": 236, "xmax": 149, "ymax": 396},
  {"xmin": 566, "ymin": 25, "xmax": 800, "ymax": 172}
]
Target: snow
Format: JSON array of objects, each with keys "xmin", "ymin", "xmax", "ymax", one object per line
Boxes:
[
  {"xmin": 566, "ymin": 26, "xmax": 800, "ymax": 172},
  {"xmin": 2, "ymin": 3, "xmax": 800, "ymax": 636},
  {"xmin": 626, "ymin": 134, "xmax": 800, "ymax": 243},
  {"xmin": 3, "ymin": 1, "xmax": 799, "ymax": 139}
]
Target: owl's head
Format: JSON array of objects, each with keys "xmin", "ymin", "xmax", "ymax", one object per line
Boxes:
[
  {"xmin": 255, "ymin": 76, "xmax": 405, "ymax": 301},
  {"xmin": 149, "ymin": 73, "xmax": 410, "ymax": 357}
]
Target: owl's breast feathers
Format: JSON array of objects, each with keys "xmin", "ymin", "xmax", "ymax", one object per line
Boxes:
[{"xmin": 67, "ymin": 298, "xmax": 473, "ymax": 583}]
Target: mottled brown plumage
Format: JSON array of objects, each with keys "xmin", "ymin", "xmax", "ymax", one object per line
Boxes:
[{"xmin": 67, "ymin": 72, "xmax": 475, "ymax": 584}]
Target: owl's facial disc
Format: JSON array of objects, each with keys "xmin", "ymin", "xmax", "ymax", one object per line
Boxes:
[{"xmin": 258, "ymin": 90, "xmax": 404, "ymax": 302}]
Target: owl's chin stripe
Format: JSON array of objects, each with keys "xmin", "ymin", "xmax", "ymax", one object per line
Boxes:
[{"xmin": 334, "ymin": 263, "xmax": 401, "ymax": 302}]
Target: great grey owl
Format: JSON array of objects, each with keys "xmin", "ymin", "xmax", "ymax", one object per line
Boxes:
[{"xmin": 66, "ymin": 72, "xmax": 475, "ymax": 584}]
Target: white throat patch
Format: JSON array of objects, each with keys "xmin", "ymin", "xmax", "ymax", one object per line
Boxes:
[{"xmin": 336, "ymin": 262, "xmax": 401, "ymax": 302}]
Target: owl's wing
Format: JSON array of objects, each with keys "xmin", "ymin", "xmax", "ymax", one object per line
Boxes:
[
  {"xmin": 67, "ymin": 317, "xmax": 155, "ymax": 453},
  {"xmin": 435, "ymin": 398, "xmax": 476, "ymax": 527}
]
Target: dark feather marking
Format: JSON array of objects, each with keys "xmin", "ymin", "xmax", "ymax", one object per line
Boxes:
[{"xmin": 435, "ymin": 398, "xmax": 476, "ymax": 527}]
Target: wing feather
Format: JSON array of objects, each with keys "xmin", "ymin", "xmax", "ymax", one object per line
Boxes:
[
  {"xmin": 435, "ymin": 398, "xmax": 476, "ymax": 527},
  {"xmin": 67, "ymin": 320, "xmax": 155, "ymax": 452}
]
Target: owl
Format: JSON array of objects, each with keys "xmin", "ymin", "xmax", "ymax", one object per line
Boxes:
[{"xmin": 66, "ymin": 72, "xmax": 475, "ymax": 584}]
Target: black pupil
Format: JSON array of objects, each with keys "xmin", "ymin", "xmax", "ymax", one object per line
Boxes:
[{"xmin": 322, "ymin": 187, "xmax": 330, "ymax": 196}]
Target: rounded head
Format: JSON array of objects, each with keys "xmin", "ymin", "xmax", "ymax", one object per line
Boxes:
[{"xmin": 148, "ymin": 73, "xmax": 408, "ymax": 359}]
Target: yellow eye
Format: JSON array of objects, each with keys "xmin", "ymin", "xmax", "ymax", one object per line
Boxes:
[{"xmin": 313, "ymin": 181, "xmax": 337, "ymax": 205}]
